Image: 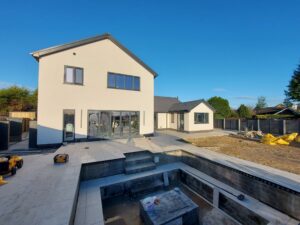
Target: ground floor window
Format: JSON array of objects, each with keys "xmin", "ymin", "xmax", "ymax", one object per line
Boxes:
[
  {"xmin": 88, "ymin": 110, "xmax": 139, "ymax": 139},
  {"xmin": 194, "ymin": 113, "xmax": 209, "ymax": 124}
]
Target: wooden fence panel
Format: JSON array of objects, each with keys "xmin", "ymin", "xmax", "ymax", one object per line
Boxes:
[
  {"xmin": 9, "ymin": 111, "xmax": 36, "ymax": 120},
  {"xmin": 286, "ymin": 120, "xmax": 299, "ymax": 134},
  {"xmin": 214, "ymin": 119, "xmax": 224, "ymax": 129},
  {"xmin": 259, "ymin": 120, "xmax": 270, "ymax": 134},
  {"xmin": 214, "ymin": 118, "xmax": 300, "ymax": 135}
]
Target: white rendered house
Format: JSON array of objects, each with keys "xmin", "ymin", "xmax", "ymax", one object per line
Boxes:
[
  {"xmin": 31, "ymin": 34, "xmax": 157, "ymax": 145},
  {"xmin": 154, "ymin": 96, "xmax": 215, "ymax": 132}
]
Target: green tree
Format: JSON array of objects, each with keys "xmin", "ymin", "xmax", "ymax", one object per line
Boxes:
[
  {"xmin": 230, "ymin": 109, "xmax": 239, "ymax": 118},
  {"xmin": 255, "ymin": 96, "xmax": 267, "ymax": 109},
  {"xmin": 285, "ymin": 64, "xmax": 300, "ymax": 101},
  {"xmin": 283, "ymin": 97, "xmax": 293, "ymax": 108},
  {"xmin": 237, "ymin": 104, "xmax": 252, "ymax": 118},
  {"xmin": 0, "ymin": 86, "xmax": 37, "ymax": 115},
  {"xmin": 207, "ymin": 96, "xmax": 231, "ymax": 119}
]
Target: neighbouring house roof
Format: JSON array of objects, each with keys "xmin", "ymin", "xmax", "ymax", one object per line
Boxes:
[
  {"xmin": 254, "ymin": 106, "xmax": 300, "ymax": 116},
  {"xmin": 154, "ymin": 96, "xmax": 215, "ymax": 113},
  {"xmin": 154, "ymin": 96, "xmax": 180, "ymax": 113},
  {"xmin": 30, "ymin": 33, "xmax": 158, "ymax": 77},
  {"xmin": 169, "ymin": 99, "xmax": 215, "ymax": 112}
]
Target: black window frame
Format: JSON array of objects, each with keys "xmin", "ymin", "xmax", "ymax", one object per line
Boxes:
[
  {"xmin": 107, "ymin": 72, "xmax": 140, "ymax": 91},
  {"xmin": 64, "ymin": 66, "xmax": 84, "ymax": 85},
  {"xmin": 194, "ymin": 113, "xmax": 209, "ymax": 124}
]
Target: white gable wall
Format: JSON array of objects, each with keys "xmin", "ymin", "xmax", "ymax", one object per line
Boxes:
[
  {"xmin": 37, "ymin": 39, "xmax": 154, "ymax": 145},
  {"xmin": 185, "ymin": 102, "xmax": 214, "ymax": 131}
]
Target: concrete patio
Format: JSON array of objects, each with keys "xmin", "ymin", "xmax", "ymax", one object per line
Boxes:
[{"xmin": 0, "ymin": 131, "xmax": 299, "ymax": 225}]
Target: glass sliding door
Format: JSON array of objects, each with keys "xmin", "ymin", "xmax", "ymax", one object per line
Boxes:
[
  {"xmin": 87, "ymin": 110, "xmax": 139, "ymax": 139},
  {"xmin": 130, "ymin": 112, "xmax": 139, "ymax": 136},
  {"xmin": 111, "ymin": 112, "xmax": 121, "ymax": 138},
  {"xmin": 88, "ymin": 111, "xmax": 100, "ymax": 138},
  {"xmin": 121, "ymin": 112, "xmax": 130, "ymax": 137},
  {"xmin": 63, "ymin": 110, "xmax": 75, "ymax": 142},
  {"xmin": 99, "ymin": 112, "xmax": 111, "ymax": 138}
]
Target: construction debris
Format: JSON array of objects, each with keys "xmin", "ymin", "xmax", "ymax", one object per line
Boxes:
[
  {"xmin": 244, "ymin": 131, "xmax": 263, "ymax": 139},
  {"xmin": 0, "ymin": 176, "xmax": 7, "ymax": 185}
]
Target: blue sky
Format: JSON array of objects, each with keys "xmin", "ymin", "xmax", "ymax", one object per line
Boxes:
[{"xmin": 0, "ymin": 0, "xmax": 300, "ymax": 108}]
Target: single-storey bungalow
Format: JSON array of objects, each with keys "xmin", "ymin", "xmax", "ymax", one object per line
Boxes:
[{"xmin": 154, "ymin": 96, "xmax": 215, "ymax": 132}]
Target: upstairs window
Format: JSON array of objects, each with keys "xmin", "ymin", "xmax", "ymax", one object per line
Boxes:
[
  {"xmin": 194, "ymin": 113, "xmax": 209, "ymax": 124},
  {"xmin": 64, "ymin": 66, "xmax": 84, "ymax": 85},
  {"xmin": 108, "ymin": 72, "xmax": 140, "ymax": 91}
]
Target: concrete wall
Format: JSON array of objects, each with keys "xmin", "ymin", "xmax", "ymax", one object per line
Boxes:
[
  {"xmin": 37, "ymin": 39, "xmax": 154, "ymax": 145},
  {"xmin": 181, "ymin": 150, "xmax": 300, "ymax": 220},
  {"xmin": 185, "ymin": 102, "xmax": 214, "ymax": 132},
  {"xmin": 81, "ymin": 159, "xmax": 125, "ymax": 181}
]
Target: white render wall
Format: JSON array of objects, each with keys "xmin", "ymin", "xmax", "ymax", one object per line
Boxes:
[
  {"xmin": 185, "ymin": 102, "xmax": 214, "ymax": 131},
  {"xmin": 156, "ymin": 113, "xmax": 178, "ymax": 130},
  {"xmin": 156, "ymin": 113, "xmax": 167, "ymax": 129},
  {"xmin": 168, "ymin": 113, "xmax": 178, "ymax": 130},
  {"xmin": 37, "ymin": 39, "xmax": 154, "ymax": 145}
]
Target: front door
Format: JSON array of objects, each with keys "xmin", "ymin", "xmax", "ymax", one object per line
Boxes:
[
  {"xmin": 63, "ymin": 110, "xmax": 75, "ymax": 142},
  {"xmin": 178, "ymin": 113, "xmax": 184, "ymax": 131}
]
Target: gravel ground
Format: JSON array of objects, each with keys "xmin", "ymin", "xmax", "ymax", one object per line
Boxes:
[{"xmin": 186, "ymin": 135, "xmax": 300, "ymax": 175}]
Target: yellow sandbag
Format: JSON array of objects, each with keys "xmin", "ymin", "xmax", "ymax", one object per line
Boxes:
[
  {"xmin": 274, "ymin": 138, "xmax": 289, "ymax": 145},
  {"xmin": 283, "ymin": 133, "xmax": 298, "ymax": 142},
  {"xmin": 262, "ymin": 133, "xmax": 297, "ymax": 145},
  {"xmin": 0, "ymin": 176, "xmax": 7, "ymax": 186},
  {"xmin": 261, "ymin": 133, "xmax": 277, "ymax": 145},
  {"xmin": 295, "ymin": 135, "xmax": 300, "ymax": 143}
]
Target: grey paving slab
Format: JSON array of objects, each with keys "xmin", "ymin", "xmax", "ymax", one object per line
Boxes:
[
  {"xmin": 0, "ymin": 141, "xmax": 141, "ymax": 225},
  {"xmin": 1, "ymin": 131, "xmax": 300, "ymax": 225}
]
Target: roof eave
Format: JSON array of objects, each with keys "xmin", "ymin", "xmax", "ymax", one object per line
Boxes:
[{"xmin": 30, "ymin": 33, "xmax": 158, "ymax": 77}]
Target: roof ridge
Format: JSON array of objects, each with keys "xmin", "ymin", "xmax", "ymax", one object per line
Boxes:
[{"xmin": 30, "ymin": 33, "xmax": 157, "ymax": 77}]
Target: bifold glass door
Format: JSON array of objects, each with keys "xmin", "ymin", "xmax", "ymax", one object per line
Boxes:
[
  {"xmin": 88, "ymin": 110, "xmax": 139, "ymax": 139},
  {"xmin": 111, "ymin": 112, "xmax": 121, "ymax": 138}
]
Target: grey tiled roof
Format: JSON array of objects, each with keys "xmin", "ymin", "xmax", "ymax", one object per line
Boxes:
[
  {"xmin": 155, "ymin": 96, "xmax": 215, "ymax": 113},
  {"xmin": 169, "ymin": 99, "xmax": 215, "ymax": 112},
  {"xmin": 154, "ymin": 96, "xmax": 180, "ymax": 113}
]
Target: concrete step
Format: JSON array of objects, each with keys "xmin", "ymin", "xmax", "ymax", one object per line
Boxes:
[
  {"xmin": 124, "ymin": 150, "xmax": 151, "ymax": 158},
  {"xmin": 125, "ymin": 162, "xmax": 156, "ymax": 174},
  {"xmin": 130, "ymin": 179, "xmax": 164, "ymax": 196},
  {"xmin": 125, "ymin": 154, "xmax": 153, "ymax": 167}
]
